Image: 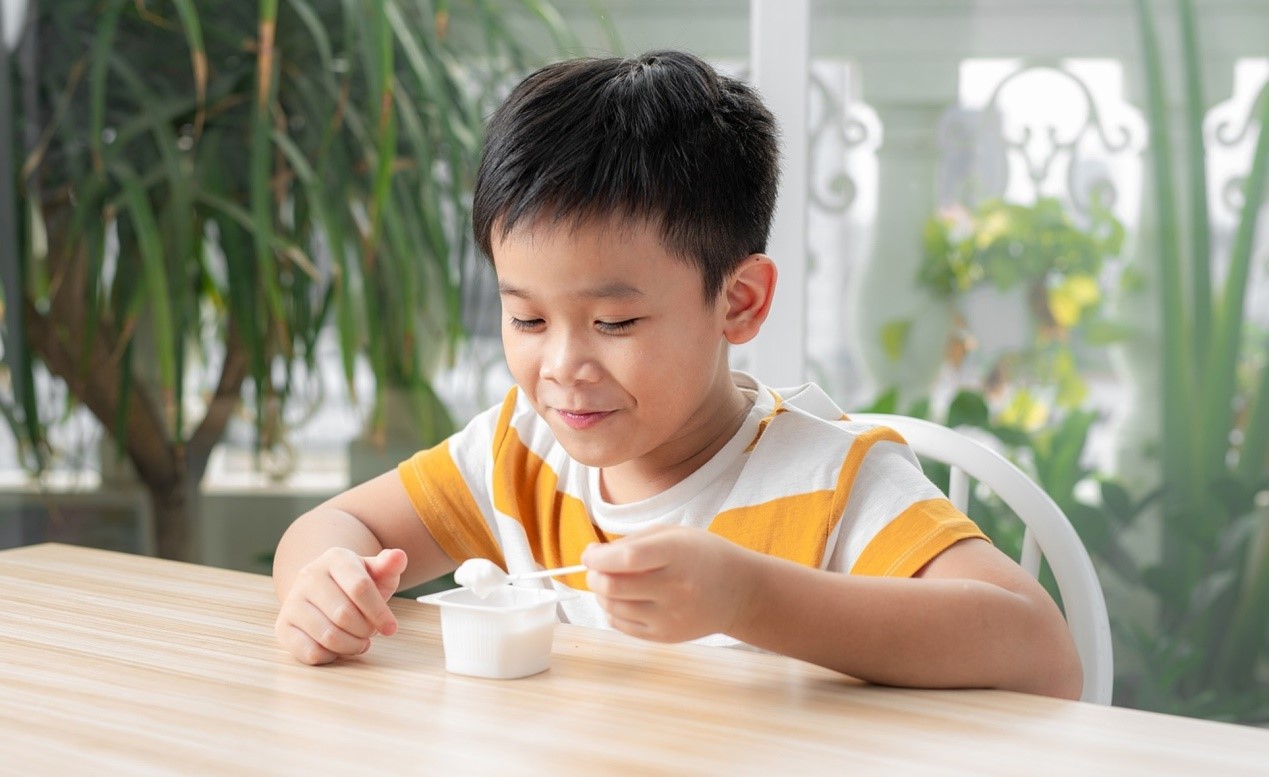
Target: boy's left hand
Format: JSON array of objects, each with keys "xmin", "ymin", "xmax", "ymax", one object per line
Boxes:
[{"xmin": 581, "ymin": 526, "xmax": 755, "ymax": 642}]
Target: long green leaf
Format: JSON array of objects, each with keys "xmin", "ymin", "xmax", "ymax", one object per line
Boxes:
[
  {"xmin": 77, "ymin": 186, "xmax": 107, "ymax": 382},
  {"xmin": 271, "ymin": 127, "xmax": 357, "ymax": 392},
  {"xmin": 286, "ymin": 0, "xmax": 334, "ymax": 73},
  {"xmin": 1135, "ymin": 0, "xmax": 1202, "ymax": 524},
  {"xmin": 1216, "ymin": 519, "xmax": 1269, "ymax": 682},
  {"xmin": 251, "ymin": 0, "xmax": 287, "ymax": 349},
  {"xmin": 1200, "ymin": 85, "xmax": 1269, "ymax": 478},
  {"xmin": 194, "ymin": 190, "xmax": 316, "ymax": 276},
  {"xmin": 112, "ymin": 339, "xmax": 135, "ymax": 462},
  {"xmin": 105, "ymin": 51, "xmax": 197, "ymax": 442},
  {"xmin": 0, "ymin": 38, "xmax": 44, "ymax": 468},
  {"xmin": 365, "ymin": 0, "xmax": 397, "ymax": 267},
  {"xmin": 88, "ymin": 1, "xmax": 126, "ymax": 172},
  {"xmin": 200, "ymin": 129, "xmax": 268, "ymax": 425},
  {"xmin": 519, "ymin": 0, "xmax": 579, "ymax": 55},
  {"xmin": 111, "ymin": 73, "xmax": 237, "ymax": 152},
  {"xmin": 114, "ymin": 165, "xmax": 175, "ymax": 393},
  {"xmin": 169, "ymin": 0, "xmax": 207, "ymax": 135},
  {"xmin": 1178, "ymin": 0, "xmax": 1211, "ymax": 358},
  {"xmin": 1237, "ymin": 360, "xmax": 1269, "ymax": 482}
]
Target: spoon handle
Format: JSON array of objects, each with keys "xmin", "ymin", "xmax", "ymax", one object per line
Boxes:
[{"xmin": 511, "ymin": 564, "xmax": 587, "ymax": 581}]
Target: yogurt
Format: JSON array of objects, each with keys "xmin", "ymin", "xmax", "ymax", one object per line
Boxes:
[
  {"xmin": 417, "ymin": 586, "xmax": 577, "ymax": 679},
  {"xmin": 454, "ymin": 558, "xmax": 509, "ymax": 598}
]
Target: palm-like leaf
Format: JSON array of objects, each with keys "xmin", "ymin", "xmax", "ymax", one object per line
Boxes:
[{"xmin": 2, "ymin": 0, "xmax": 613, "ymax": 559}]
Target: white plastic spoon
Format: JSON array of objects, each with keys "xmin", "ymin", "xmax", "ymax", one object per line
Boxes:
[{"xmin": 455, "ymin": 558, "xmax": 588, "ymax": 599}]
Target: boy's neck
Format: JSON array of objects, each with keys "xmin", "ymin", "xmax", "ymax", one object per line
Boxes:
[{"xmin": 598, "ymin": 378, "xmax": 754, "ymax": 505}]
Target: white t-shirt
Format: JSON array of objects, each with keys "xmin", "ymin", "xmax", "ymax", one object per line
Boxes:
[{"xmin": 399, "ymin": 371, "xmax": 984, "ymax": 645}]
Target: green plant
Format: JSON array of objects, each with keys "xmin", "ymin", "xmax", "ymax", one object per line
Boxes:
[
  {"xmin": 867, "ymin": 376, "xmax": 1268, "ymax": 721},
  {"xmin": 1112, "ymin": 0, "xmax": 1269, "ymax": 722},
  {"xmin": 906, "ymin": 196, "xmax": 1127, "ymax": 419},
  {"xmin": 0, "ymin": 1, "xmax": 604, "ymax": 560}
]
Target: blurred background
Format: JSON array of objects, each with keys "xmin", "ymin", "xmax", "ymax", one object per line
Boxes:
[{"xmin": 1, "ymin": 0, "xmax": 1266, "ymax": 723}]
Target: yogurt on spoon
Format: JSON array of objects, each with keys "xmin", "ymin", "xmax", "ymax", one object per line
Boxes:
[
  {"xmin": 454, "ymin": 559, "xmax": 510, "ymax": 598},
  {"xmin": 454, "ymin": 558, "xmax": 588, "ymax": 599}
]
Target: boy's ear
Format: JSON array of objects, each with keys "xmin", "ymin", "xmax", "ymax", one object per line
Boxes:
[{"xmin": 721, "ymin": 254, "xmax": 777, "ymax": 345}]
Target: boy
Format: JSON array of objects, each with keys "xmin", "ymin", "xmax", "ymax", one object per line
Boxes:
[{"xmin": 273, "ymin": 50, "xmax": 1082, "ymax": 699}]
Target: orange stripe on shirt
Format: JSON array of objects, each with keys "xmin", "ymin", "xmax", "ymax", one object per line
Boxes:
[
  {"xmin": 744, "ymin": 389, "xmax": 787, "ymax": 453},
  {"xmin": 708, "ymin": 490, "xmax": 836, "ymax": 566},
  {"xmin": 491, "ymin": 425, "xmax": 609, "ymax": 591},
  {"xmin": 828, "ymin": 425, "xmax": 909, "ymax": 531},
  {"xmin": 850, "ymin": 497, "xmax": 988, "ymax": 577},
  {"xmin": 397, "ymin": 441, "xmax": 506, "ymax": 568}
]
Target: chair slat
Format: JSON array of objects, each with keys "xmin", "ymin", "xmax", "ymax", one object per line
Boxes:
[
  {"xmin": 1020, "ymin": 528, "xmax": 1042, "ymax": 578},
  {"xmin": 948, "ymin": 466, "xmax": 969, "ymax": 512}
]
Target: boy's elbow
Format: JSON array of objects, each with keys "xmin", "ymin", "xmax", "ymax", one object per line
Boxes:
[
  {"xmin": 1034, "ymin": 650, "xmax": 1084, "ymax": 701},
  {"xmin": 1020, "ymin": 617, "xmax": 1085, "ymax": 701}
]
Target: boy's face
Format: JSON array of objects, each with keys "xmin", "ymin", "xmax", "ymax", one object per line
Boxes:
[{"xmin": 493, "ymin": 218, "xmax": 744, "ymax": 485}]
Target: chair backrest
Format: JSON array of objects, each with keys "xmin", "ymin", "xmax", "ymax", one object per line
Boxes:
[{"xmin": 850, "ymin": 413, "xmax": 1114, "ymax": 705}]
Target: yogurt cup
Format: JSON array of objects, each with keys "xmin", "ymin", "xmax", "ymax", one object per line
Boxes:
[{"xmin": 417, "ymin": 586, "xmax": 575, "ymax": 679}]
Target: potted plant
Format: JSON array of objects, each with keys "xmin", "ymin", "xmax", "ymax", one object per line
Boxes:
[
  {"xmin": 0, "ymin": 0, "xmax": 600, "ymax": 561},
  {"xmin": 884, "ymin": 195, "xmax": 1126, "ymax": 429}
]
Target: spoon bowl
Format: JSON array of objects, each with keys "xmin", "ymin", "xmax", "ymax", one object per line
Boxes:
[{"xmin": 455, "ymin": 558, "xmax": 587, "ymax": 598}]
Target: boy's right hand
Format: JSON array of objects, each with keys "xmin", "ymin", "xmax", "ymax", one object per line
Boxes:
[{"xmin": 275, "ymin": 547, "xmax": 407, "ymax": 665}]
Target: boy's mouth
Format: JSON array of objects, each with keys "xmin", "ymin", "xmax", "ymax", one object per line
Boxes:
[{"xmin": 554, "ymin": 409, "xmax": 614, "ymax": 430}]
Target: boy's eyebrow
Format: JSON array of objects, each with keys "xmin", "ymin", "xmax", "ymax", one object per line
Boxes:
[{"xmin": 498, "ymin": 281, "xmax": 646, "ymax": 300}]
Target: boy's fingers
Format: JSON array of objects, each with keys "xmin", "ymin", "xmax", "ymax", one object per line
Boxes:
[
  {"xmin": 279, "ymin": 624, "xmax": 339, "ymax": 666},
  {"xmin": 306, "ymin": 581, "xmax": 376, "ymax": 639},
  {"xmin": 328, "ymin": 561, "xmax": 399, "ymax": 636},
  {"xmin": 364, "ymin": 548, "xmax": 409, "ymax": 603},
  {"xmin": 596, "ymin": 595, "xmax": 657, "ymax": 625},
  {"xmin": 581, "ymin": 535, "xmax": 672, "ymax": 574},
  {"xmin": 366, "ymin": 548, "xmax": 408, "ymax": 580},
  {"xmin": 586, "ymin": 568, "xmax": 665, "ymax": 601},
  {"xmin": 300, "ymin": 600, "xmax": 373, "ymax": 654},
  {"xmin": 284, "ymin": 601, "xmax": 371, "ymax": 662}
]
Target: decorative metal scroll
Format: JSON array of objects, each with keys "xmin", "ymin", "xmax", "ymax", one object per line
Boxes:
[
  {"xmin": 807, "ymin": 62, "xmax": 881, "ymax": 215},
  {"xmin": 1208, "ymin": 60, "xmax": 1269, "ymax": 219},
  {"xmin": 936, "ymin": 60, "xmax": 1145, "ymax": 217}
]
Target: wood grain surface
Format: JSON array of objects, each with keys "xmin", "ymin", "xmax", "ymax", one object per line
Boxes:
[{"xmin": 2, "ymin": 543, "xmax": 1266, "ymax": 775}]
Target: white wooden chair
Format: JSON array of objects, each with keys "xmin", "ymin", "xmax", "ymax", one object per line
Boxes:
[{"xmin": 851, "ymin": 413, "xmax": 1114, "ymax": 705}]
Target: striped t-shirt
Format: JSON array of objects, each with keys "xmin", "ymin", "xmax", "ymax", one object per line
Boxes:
[{"xmin": 398, "ymin": 371, "xmax": 985, "ymax": 646}]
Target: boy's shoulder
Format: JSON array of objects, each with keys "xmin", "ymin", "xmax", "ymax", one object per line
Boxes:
[
  {"xmin": 763, "ymin": 379, "xmax": 847, "ymax": 422},
  {"xmin": 745, "ymin": 373, "xmax": 852, "ymax": 429},
  {"xmin": 742, "ymin": 373, "xmax": 904, "ymax": 453}
]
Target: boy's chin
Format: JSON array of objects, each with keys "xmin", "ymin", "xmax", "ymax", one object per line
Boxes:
[{"xmin": 552, "ymin": 437, "xmax": 627, "ymax": 470}]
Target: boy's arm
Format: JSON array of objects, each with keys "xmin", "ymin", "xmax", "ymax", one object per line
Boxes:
[
  {"xmin": 273, "ymin": 470, "xmax": 456, "ymax": 664},
  {"xmin": 582, "ymin": 528, "xmax": 1083, "ymax": 699}
]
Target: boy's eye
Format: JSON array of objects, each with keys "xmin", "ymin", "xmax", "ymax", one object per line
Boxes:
[
  {"xmin": 508, "ymin": 317, "xmax": 544, "ymax": 332},
  {"xmin": 596, "ymin": 319, "xmax": 638, "ymax": 334}
]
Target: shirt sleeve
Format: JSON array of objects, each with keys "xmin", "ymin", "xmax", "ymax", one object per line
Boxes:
[
  {"xmin": 827, "ymin": 427, "xmax": 989, "ymax": 578},
  {"xmin": 849, "ymin": 497, "xmax": 986, "ymax": 577},
  {"xmin": 396, "ymin": 390, "xmax": 517, "ymax": 568}
]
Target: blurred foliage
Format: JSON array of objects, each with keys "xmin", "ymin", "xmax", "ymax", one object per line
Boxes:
[
  {"xmin": 909, "ymin": 196, "xmax": 1129, "ymax": 418},
  {"xmin": 867, "ymin": 0, "xmax": 1269, "ymax": 723},
  {"xmin": 1122, "ymin": 0, "xmax": 1269, "ymax": 724},
  {"xmin": 0, "ymin": 0, "xmax": 606, "ymax": 559}
]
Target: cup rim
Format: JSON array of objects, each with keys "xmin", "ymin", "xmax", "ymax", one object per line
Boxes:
[{"xmin": 416, "ymin": 585, "xmax": 577, "ymax": 613}]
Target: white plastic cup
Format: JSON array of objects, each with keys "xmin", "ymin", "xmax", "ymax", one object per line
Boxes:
[{"xmin": 416, "ymin": 586, "xmax": 574, "ymax": 679}]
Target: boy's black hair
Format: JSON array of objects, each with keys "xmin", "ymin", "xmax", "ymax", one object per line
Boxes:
[{"xmin": 473, "ymin": 50, "xmax": 780, "ymax": 300}]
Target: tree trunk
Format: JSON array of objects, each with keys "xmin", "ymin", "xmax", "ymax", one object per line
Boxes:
[
  {"xmin": 149, "ymin": 477, "xmax": 193, "ymax": 562},
  {"xmin": 24, "ymin": 250, "xmax": 251, "ymax": 561},
  {"xmin": 23, "ymin": 196, "xmax": 254, "ymax": 562}
]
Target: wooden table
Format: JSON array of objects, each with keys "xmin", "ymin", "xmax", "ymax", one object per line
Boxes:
[{"xmin": 2, "ymin": 544, "xmax": 1267, "ymax": 775}]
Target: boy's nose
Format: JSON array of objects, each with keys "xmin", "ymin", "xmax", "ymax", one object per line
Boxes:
[{"xmin": 540, "ymin": 332, "xmax": 600, "ymax": 385}]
